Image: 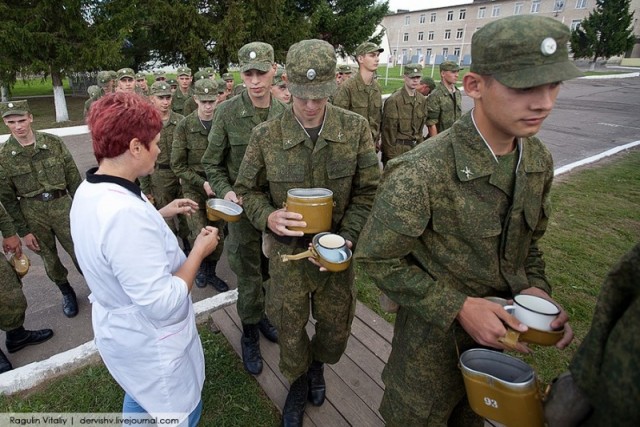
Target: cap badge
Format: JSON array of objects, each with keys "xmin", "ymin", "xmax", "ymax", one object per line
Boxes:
[
  {"xmin": 413, "ymin": 68, "xmax": 418, "ymax": 73},
  {"xmin": 161, "ymin": 85, "xmax": 166, "ymax": 89},
  {"xmin": 540, "ymin": 38, "xmax": 557, "ymax": 56},
  {"xmin": 8, "ymin": 103, "xmax": 13, "ymax": 108},
  {"xmin": 249, "ymin": 51, "xmax": 257, "ymax": 59},
  {"xmin": 204, "ymin": 88, "xmax": 209, "ymax": 93},
  {"xmin": 306, "ymin": 69, "xmax": 316, "ymax": 80}
]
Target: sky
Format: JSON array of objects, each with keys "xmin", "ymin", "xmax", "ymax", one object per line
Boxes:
[{"xmin": 387, "ymin": 0, "xmax": 472, "ymax": 12}]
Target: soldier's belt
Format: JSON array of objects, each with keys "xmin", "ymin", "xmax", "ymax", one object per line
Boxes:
[
  {"xmin": 272, "ymin": 234, "xmax": 313, "ymax": 249},
  {"xmin": 156, "ymin": 163, "xmax": 172, "ymax": 170},
  {"xmin": 26, "ymin": 189, "xmax": 67, "ymax": 202},
  {"xmin": 395, "ymin": 139, "xmax": 417, "ymax": 147}
]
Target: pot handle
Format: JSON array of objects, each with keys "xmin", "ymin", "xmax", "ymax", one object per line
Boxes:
[
  {"xmin": 498, "ymin": 328, "xmax": 521, "ymax": 350},
  {"xmin": 281, "ymin": 249, "xmax": 314, "ymax": 262}
]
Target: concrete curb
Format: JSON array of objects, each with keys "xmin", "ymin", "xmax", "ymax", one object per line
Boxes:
[
  {"xmin": 554, "ymin": 140, "xmax": 640, "ymax": 176},
  {"xmin": 0, "ymin": 289, "xmax": 238, "ymax": 395}
]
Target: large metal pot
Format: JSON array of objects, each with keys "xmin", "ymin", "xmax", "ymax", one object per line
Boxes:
[
  {"xmin": 460, "ymin": 348, "xmax": 544, "ymax": 427},
  {"xmin": 284, "ymin": 188, "xmax": 334, "ymax": 234},
  {"xmin": 280, "ymin": 232, "xmax": 352, "ymax": 272}
]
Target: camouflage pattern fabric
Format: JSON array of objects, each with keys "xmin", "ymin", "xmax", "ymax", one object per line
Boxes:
[
  {"xmin": 235, "ymin": 103, "xmax": 380, "ymax": 381},
  {"xmin": 203, "ymin": 90, "xmax": 285, "ymax": 323},
  {"xmin": 354, "ymin": 112, "xmax": 554, "ymax": 425},
  {"xmin": 171, "ymin": 112, "xmax": 223, "ymax": 262},
  {"xmin": 0, "ymin": 132, "xmax": 82, "ymax": 284},
  {"xmin": 171, "ymin": 87, "xmax": 194, "ymax": 115},
  {"xmin": 569, "ymin": 242, "xmax": 640, "ymax": 426},
  {"xmin": 332, "ymin": 71, "xmax": 382, "ymax": 144},
  {"xmin": 0, "ymin": 205, "xmax": 27, "ymax": 331},
  {"xmin": 83, "ymin": 88, "xmax": 104, "ymax": 117},
  {"xmin": 426, "ymin": 81, "xmax": 462, "ymax": 133},
  {"xmin": 182, "ymin": 96, "xmax": 197, "ymax": 117},
  {"xmin": 380, "ymin": 87, "xmax": 427, "ymax": 165}
]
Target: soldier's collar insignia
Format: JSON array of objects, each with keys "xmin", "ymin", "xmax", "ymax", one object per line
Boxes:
[
  {"xmin": 461, "ymin": 166, "xmax": 474, "ymax": 179},
  {"xmin": 307, "ymin": 69, "xmax": 316, "ymax": 80},
  {"xmin": 249, "ymin": 51, "xmax": 257, "ymax": 59},
  {"xmin": 540, "ymin": 38, "xmax": 557, "ymax": 56}
]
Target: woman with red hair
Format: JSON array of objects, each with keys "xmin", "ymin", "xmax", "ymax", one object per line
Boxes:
[{"xmin": 70, "ymin": 92, "xmax": 219, "ymax": 426}]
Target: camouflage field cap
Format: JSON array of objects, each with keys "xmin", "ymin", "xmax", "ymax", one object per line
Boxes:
[
  {"xmin": 193, "ymin": 70, "xmax": 209, "ymax": 81},
  {"xmin": 238, "ymin": 42, "xmax": 274, "ymax": 73},
  {"xmin": 117, "ymin": 68, "xmax": 135, "ymax": 80},
  {"xmin": 404, "ymin": 63, "xmax": 423, "ymax": 78},
  {"xmin": 440, "ymin": 61, "xmax": 462, "ymax": 72},
  {"xmin": 420, "ymin": 76, "xmax": 436, "ymax": 91},
  {"xmin": 273, "ymin": 65, "xmax": 287, "ymax": 87},
  {"xmin": 154, "ymin": 70, "xmax": 166, "ymax": 80},
  {"xmin": 215, "ymin": 79, "xmax": 226, "ymax": 94},
  {"xmin": 355, "ymin": 42, "xmax": 384, "ymax": 57},
  {"xmin": 135, "ymin": 72, "xmax": 146, "ymax": 81},
  {"xmin": 194, "ymin": 78, "xmax": 218, "ymax": 101},
  {"xmin": 97, "ymin": 71, "xmax": 112, "ymax": 86},
  {"xmin": 150, "ymin": 81, "xmax": 172, "ymax": 97},
  {"xmin": 471, "ymin": 15, "xmax": 583, "ymax": 88},
  {"xmin": 177, "ymin": 67, "xmax": 192, "ymax": 77},
  {"xmin": 222, "ymin": 73, "xmax": 234, "ymax": 81},
  {"xmin": 167, "ymin": 78, "xmax": 178, "ymax": 86},
  {"xmin": 0, "ymin": 100, "xmax": 30, "ymax": 117},
  {"xmin": 204, "ymin": 67, "xmax": 216, "ymax": 77},
  {"xmin": 287, "ymin": 39, "xmax": 337, "ymax": 100},
  {"xmin": 109, "ymin": 70, "xmax": 118, "ymax": 81},
  {"xmin": 336, "ymin": 64, "xmax": 352, "ymax": 74},
  {"xmin": 87, "ymin": 85, "xmax": 101, "ymax": 98}
]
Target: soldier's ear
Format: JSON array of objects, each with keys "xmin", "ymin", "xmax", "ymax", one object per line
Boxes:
[{"xmin": 463, "ymin": 73, "xmax": 483, "ymax": 100}]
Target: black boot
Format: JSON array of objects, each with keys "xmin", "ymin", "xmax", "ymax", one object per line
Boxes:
[
  {"xmin": 258, "ymin": 315, "xmax": 278, "ymax": 343},
  {"xmin": 57, "ymin": 282, "xmax": 78, "ymax": 318},
  {"xmin": 208, "ymin": 262, "xmax": 229, "ymax": 292},
  {"xmin": 241, "ymin": 323, "xmax": 263, "ymax": 375},
  {"xmin": 182, "ymin": 238, "xmax": 192, "ymax": 256},
  {"xmin": 5, "ymin": 326, "xmax": 54, "ymax": 354},
  {"xmin": 195, "ymin": 262, "xmax": 208, "ymax": 288},
  {"xmin": 282, "ymin": 374, "xmax": 308, "ymax": 427},
  {"xmin": 307, "ymin": 360, "xmax": 326, "ymax": 406},
  {"xmin": 0, "ymin": 349, "xmax": 13, "ymax": 374}
]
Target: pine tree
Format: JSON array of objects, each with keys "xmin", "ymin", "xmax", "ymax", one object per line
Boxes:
[{"xmin": 570, "ymin": 0, "xmax": 635, "ymax": 70}]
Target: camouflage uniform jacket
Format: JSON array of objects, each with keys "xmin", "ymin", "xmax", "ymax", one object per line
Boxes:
[
  {"xmin": 0, "ymin": 203, "xmax": 17, "ymax": 238},
  {"xmin": 203, "ymin": 90, "xmax": 286, "ymax": 199},
  {"xmin": 381, "ymin": 87, "xmax": 427, "ymax": 145},
  {"xmin": 426, "ymin": 81, "xmax": 462, "ymax": 133},
  {"xmin": 171, "ymin": 111, "xmax": 211, "ymax": 191},
  {"xmin": 83, "ymin": 89, "xmax": 104, "ymax": 117},
  {"xmin": 0, "ymin": 132, "xmax": 82, "ymax": 236},
  {"xmin": 235, "ymin": 103, "xmax": 380, "ymax": 245},
  {"xmin": 171, "ymin": 87, "xmax": 194, "ymax": 115},
  {"xmin": 355, "ymin": 111, "xmax": 554, "ymax": 330},
  {"xmin": 331, "ymin": 71, "xmax": 382, "ymax": 143}
]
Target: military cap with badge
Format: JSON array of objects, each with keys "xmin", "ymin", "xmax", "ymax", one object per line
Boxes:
[
  {"xmin": 193, "ymin": 70, "xmax": 209, "ymax": 81},
  {"xmin": 287, "ymin": 39, "xmax": 337, "ymax": 100},
  {"xmin": 439, "ymin": 60, "xmax": 462, "ymax": 72},
  {"xmin": 221, "ymin": 73, "xmax": 234, "ymax": 82},
  {"xmin": 238, "ymin": 42, "xmax": 275, "ymax": 72},
  {"xmin": 0, "ymin": 100, "xmax": 30, "ymax": 118},
  {"xmin": 404, "ymin": 63, "xmax": 423, "ymax": 78},
  {"xmin": 96, "ymin": 71, "xmax": 112, "ymax": 87},
  {"xmin": 154, "ymin": 70, "xmax": 167, "ymax": 81},
  {"xmin": 355, "ymin": 41, "xmax": 384, "ymax": 58},
  {"xmin": 193, "ymin": 78, "xmax": 218, "ymax": 101},
  {"xmin": 176, "ymin": 67, "xmax": 192, "ymax": 77},
  {"xmin": 336, "ymin": 64, "xmax": 353, "ymax": 75},
  {"xmin": 117, "ymin": 68, "xmax": 135, "ymax": 80},
  {"xmin": 149, "ymin": 81, "xmax": 173, "ymax": 97},
  {"xmin": 420, "ymin": 76, "xmax": 436, "ymax": 91}
]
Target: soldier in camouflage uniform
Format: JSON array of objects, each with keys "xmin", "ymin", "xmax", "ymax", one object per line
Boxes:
[
  {"xmin": 417, "ymin": 75, "xmax": 436, "ymax": 97},
  {"xmin": 171, "ymin": 79, "xmax": 229, "ymax": 293},
  {"xmin": 221, "ymin": 72, "xmax": 235, "ymax": 100},
  {"xmin": 235, "ymin": 39, "xmax": 380, "ymax": 427},
  {"xmin": 335, "ymin": 64, "xmax": 352, "ymax": 85},
  {"xmin": 332, "ymin": 42, "xmax": 383, "ymax": 150},
  {"xmin": 355, "ymin": 15, "xmax": 582, "ymax": 426},
  {"xmin": 83, "ymin": 71, "xmax": 113, "ymax": 117},
  {"xmin": 154, "ymin": 70, "xmax": 167, "ymax": 82},
  {"xmin": 0, "ymin": 100, "xmax": 82, "ymax": 318},
  {"xmin": 171, "ymin": 67, "xmax": 193, "ymax": 115},
  {"xmin": 380, "ymin": 64, "xmax": 427, "ymax": 166},
  {"xmin": 0, "ymin": 203, "xmax": 54, "ymax": 374},
  {"xmin": 271, "ymin": 65, "xmax": 291, "ymax": 104},
  {"xmin": 183, "ymin": 70, "xmax": 211, "ymax": 117},
  {"xmin": 426, "ymin": 60, "xmax": 463, "ymax": 137},
  {"xmin": 135, "ymin": 72, "xmax": 149, "ymax": 96},
  {"xmin": 544, "ymin": 242, "xmax": 640, "ymax": 427},
  {"xmin": 203, "ymin": 42, "xmax": 285, "ymax": 377},
  {"xmin": 115, "ymin": 68, "xmax": 136, "ymax": 93},
  {"xmin": 139, "ymin": 82, "xmax": 190, "ymax": 250}
]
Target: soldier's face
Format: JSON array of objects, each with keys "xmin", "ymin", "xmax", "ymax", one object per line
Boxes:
[
  {"xmin": 150, "ymin": 95, "xmax": 172, "ymax": 114},
  {"xmin": 417, "ymin": 83, "xmax": 431, "ymax": 96},
  {"xmin": 225, "ymin": 80, "xmax": 234, "ymax": 90},
  {"xmin": 3, "ymin": 114, "xmax": 33, "ymax": 138},
  {"xmin": 136, "ymin": 79, "xmax": 148, "ymax": 90},
  {"xmin": 271, "ymin": 84, "xmax": 291, "ymax": 104},
  {"xmin": 178, "ymin": 75, "xmax": 192, "ymax": 90},
  {"xmin": 292, "ymin": 97, "xmax": 328, "ymax": 127},
  {"xmin": 117, "ymin": 77, "xmax": 135, "ymax": 93},
  {"xmin": 358, "ymin": 52, "xmax": 380, "ymax": 72},
  {"xmin": 404, "ymin": 75, "xmax": 421, "ymax": 91},
  {"xmin": 441, "ymin": 70, "xmax": 459, "ymax": 86},
  {"xmin": 336, "ymin": 73, "xmax": 344, "ymax": 84},
  {"xmin": 196, "ymin": 98, "xmax": 216, "ymax": 119},
  {"xmin": 242, "ymin": 66, "xmax": 276, "ymax": 101}
]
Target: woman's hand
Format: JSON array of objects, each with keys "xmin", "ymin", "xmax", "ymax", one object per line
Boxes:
[
  {"xmin": 191, "ymin": 226, "xmax": 220, "ymax": 259},
  {"xmin": 159, "ymin": 198, "xmax": 199, "ymax": 218}
]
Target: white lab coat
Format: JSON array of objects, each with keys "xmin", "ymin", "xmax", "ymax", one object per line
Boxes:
[{"xmin": 70, "ymin": 176, "xmax": 204, "ymax": 421}]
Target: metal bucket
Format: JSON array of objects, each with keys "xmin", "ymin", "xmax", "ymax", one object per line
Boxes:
[
  {"xmin": 284, "ymin": 188, "xmax": 333, "ymax": 234},
  {"xmin": 460, "ymin": 349, "xmax": 544, "ymax": 427}
]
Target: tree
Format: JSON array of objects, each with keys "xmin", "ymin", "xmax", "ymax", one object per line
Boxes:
[{"xmin": 570, "ymin": 0, "xmax": 635, "ymax": 70}]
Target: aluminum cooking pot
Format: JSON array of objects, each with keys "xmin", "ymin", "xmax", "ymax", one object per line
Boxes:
[
  {"xmin": 284, "ymin": 188, "xmax": 334, "ymax": 234},
  {"xmin": 280, "ymin": 232, "xmax": 352, "ymax": 272}
]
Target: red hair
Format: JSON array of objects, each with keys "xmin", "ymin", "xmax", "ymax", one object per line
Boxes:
[{"xmin": 86, "ymin": 92, "xmax": 162, "ymax": 163}]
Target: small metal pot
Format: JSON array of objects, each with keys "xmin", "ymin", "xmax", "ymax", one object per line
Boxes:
[
  {"xmin": 280, "ymin": 232, "xmax": 352, "ymax": 272},
  {"xmin": 284, "ymin": 188, "xmax": 334, "ymax": 234},
  {"xmin": 206, "ymin": 198, "xmax": 243, "ymax": 222},
  {"xmin": 9, "ymin": 253, "xmax": 30, "ymax": 278}
]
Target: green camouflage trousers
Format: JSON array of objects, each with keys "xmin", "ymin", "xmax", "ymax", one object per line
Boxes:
[
  {"xmin": 380, "ymin": 308, "xmax": 483, "ymax": 427},
  {"xmin": 148, "ymin": 168, "xmax": 189, "ymax": 241},
  {"xmin": 0, "ymin": 258, "xmax": 27, "ymax": 331},
  {"xmin": 182, "ymin": 186, "xmax": 224, "ymax": 263},
  {"xmin": 20, "ymin": 196, "xmax": 79, "ymax": 285},
  {"xmin": 227, "ymin": 216, "xmax": 268, "ymax": 325},
  {"xmin": 265, "ymin": 239, "xmax": 356, "ymax": 382}
]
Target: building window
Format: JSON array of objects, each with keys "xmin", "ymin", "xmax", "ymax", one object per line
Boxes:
[
  {"xmin": 418, "ymin": 32, "xmax": 424, "ymax": 41},
  {"xmin": 444, "ymin": 29, "xmax": 451, "ymax": 40},
  {"xmin": 576, "ymin": 0, "xmax": 587, "ymax": 9},
  {"xmin": 492, "ymin": 5, "xmax": 501, "ymax": 17},
  {"xmin": 456, "ymin": 28, "xmax": 464, "ymax": 39},
  {"xmin": 430, "ymin": 12, "xmax": 436, "ymax": 23},
  {"xmin": 478, "ymin": 7, "xmax": 486, "ymax": 18},
  {"xmin": 454, "ymin": 47, "xmax": 461, "ymax": 57},
  {"xmin": 426, "ymin": 48, "xmax": 432, "ymax": 60},
  {"xmin": 404, "ymin": 15, "xmax": 410, "ymax": 25},
  {"xmin": 403, "ymin": 33, "xmax": 409, "ymax": 42},
  {"xmin": 443, "ymin": 48, "xmax": 449, "ymax": 57},
  {"xmin": 428, "ymin": 31, "xmax": 435, "ymax": 41},
  {"xmin": 447, "ymin": 10, "xmax": 454, "ymax": 21},
  {"xmin": 554, "ymin": 0, "xmax": 566, "ymax": 12},
  {"xmin": 570, "ymin": 20, "xmax": 581, "ymax": 31},
  {"xmin": 531, "ymin": 0, "xmax": 541, "ymax": 13},
  {"xmin": 459, "ymin": 9, "xmax": 466, "ymax": 20},
  {"xmin": 514, "ymin": 2, "xmax": 523, "ymax": 14},
  {"xmin": 419, "ymin": 13, "xmax": 426, "ymax": 24}
]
